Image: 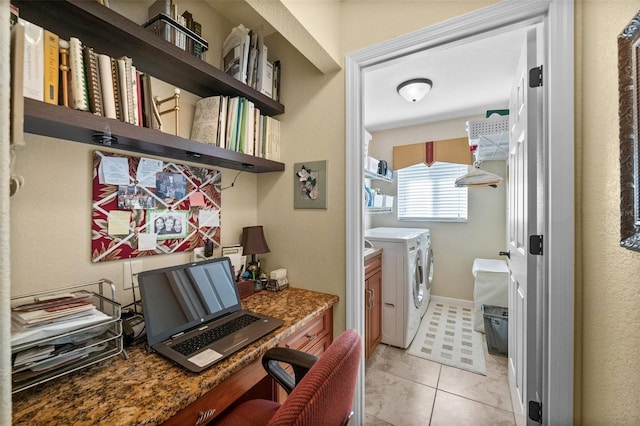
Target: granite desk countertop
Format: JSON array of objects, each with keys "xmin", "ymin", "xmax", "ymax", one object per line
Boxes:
[{"xmin": 12, "ymin": 287, "xmax": 339, "ymax": 425}]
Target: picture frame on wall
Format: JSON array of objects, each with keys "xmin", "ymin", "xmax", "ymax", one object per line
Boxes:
[{"xmin": 293, "ymin": 160, "xmax": 327, "ymax": 209}]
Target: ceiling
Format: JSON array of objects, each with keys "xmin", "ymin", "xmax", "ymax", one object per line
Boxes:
[{"xmin": 363, "ymin": 27, "xmax": 529, "ymax": 132}]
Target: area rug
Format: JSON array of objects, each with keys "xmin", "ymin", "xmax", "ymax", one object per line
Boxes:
[{"xmin": 407, "ymin": 301, "xmax": 486, "ymax": 375}]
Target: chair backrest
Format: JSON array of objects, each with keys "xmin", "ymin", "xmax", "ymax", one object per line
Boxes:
[{"xmin": 267, "ymin": 329, "xmax": 362, "ymax": 426}]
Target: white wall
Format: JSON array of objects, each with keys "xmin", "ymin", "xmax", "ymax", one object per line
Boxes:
[{"xmin": 368, "ymin": 117, "xmax": 507, "ymax": 301}]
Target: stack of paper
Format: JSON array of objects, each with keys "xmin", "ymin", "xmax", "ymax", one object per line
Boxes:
[{"xmin": 11, "ymin": 291, "xmax": 96, "ymax": 328}]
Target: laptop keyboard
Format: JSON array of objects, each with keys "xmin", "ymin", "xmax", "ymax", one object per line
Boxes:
[{"xmin": 172, "ymin": 314, "xmax": 260, "ymax": 356}]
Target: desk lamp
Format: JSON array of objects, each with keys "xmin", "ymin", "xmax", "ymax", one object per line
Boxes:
[{"xmin": 241, "ymin": 225, "xmax": 270, "ymax": 280}]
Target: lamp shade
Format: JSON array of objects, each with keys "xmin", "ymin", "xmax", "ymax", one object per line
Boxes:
[
  {"xmin": 397, "ymin": 78, "xmax": 433, "ymax": 103},
  {"xmin": 241, "ymin": 226, "xmax": 270, "ymax": 255}
]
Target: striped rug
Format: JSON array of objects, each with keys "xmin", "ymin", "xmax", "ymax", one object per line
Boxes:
[{"xmin": 407, "ymin": 301, "xmax": 486, "ymax": 375}]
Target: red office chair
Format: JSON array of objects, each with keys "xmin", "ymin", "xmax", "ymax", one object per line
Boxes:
[{"xmin": 216, "ymin": 329, "xmax": 362, "ymax": 426}]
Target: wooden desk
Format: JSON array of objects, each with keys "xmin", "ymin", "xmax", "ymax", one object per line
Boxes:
[{"xmin": 12, "ymin": 288, "xmax": 339, "ymax": 425}]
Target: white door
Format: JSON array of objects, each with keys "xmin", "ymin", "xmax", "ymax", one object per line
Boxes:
[{"xmin": 506, "ymin": 28, "xmax": 542, "ymax": 425}]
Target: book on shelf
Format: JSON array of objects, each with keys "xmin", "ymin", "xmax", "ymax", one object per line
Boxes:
[
  {"xmin": 191, "ymin": 95, "xmax": 221, "ymax": 146},
  {"xmin": 237, "ymin": 98, "xmax": 247, "ymax": 153},
  {"xmin": 43, "ymin": 29, "xmax": 59, "ymax": 105},
  {"xmin": 244, "ymin": 100, "xmax": 255, "ymax": 156},
  {"xmin": 109, "ymin": 57, "xmax": 122, "ymax": 121},
  {"xmin": 218, "ymin": 96, "xmax": 228, "ymax": 148},
  {"xmin": 10, "ymin": 3, "xmax": 19, "ymax": 27},
  {"xmin": 135, "ymin": 70, "xmax": 143, "ymax": 126},
  {"xmin": 58, "ymin": 39, "xmax": 70, "ymax": 108},
  {"xmin": 10, "ymin": 22, "xmax": 25, "ymax": 146},
  {"xmin": 96, "ymin": 53, "xmax": 116, "ymax": 119},
  {"xmin": 82, "ymin": 46, "xmax": 102, "ymax": 116},
  {"xmin": 256, "ymin": 36, "xmax": 272, "ymax": 98},
  {"xmin": 272, "ymin": 60, "xmax": 281, "ymax": 102},
  {"xmin": 130, "ymin": 65, "xmax": 140, "ymax": 126},
  {"xmin": 19, "ymin": 18, "xmax": 44, "ymax": 102},
  {"xmin": 68, "ymin": 37, "xmax": 89, "ymax": 111},
  {"xmin": 116, "ymin": 56, "xmax": 135, "ymax": 124}
]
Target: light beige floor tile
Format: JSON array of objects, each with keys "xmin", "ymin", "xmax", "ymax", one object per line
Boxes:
[
  {"xmin": 363, "ymin": 414, "xmax": 394, "ymax": 425},
  {"xmin": 437, "ymin": 364, "xmax": 512, "ymax": 411},
  {"xmin": 430, "ymin": 390, "xmax": 515, "ymax": 426},
  {"xmin": 365, "ymin": 368, "xmax": 436, "ymax": 426},
  {"xmin": 368, "ymin": 344, "xmax": 441, "ymax": 388},
  {"xmin": 366, "ymin": 343, "xmax": 387, "ymax": 370}
]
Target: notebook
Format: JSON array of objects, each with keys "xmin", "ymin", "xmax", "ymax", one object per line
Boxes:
[{"xmin": 138, "ymin": 257, "xmax": 284, "ymax": 373}]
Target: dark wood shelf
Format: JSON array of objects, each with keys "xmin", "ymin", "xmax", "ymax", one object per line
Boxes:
[
  {"xmin": 14, "ymin": 0, "xmax": 285, "ymax": 173},
  {"xmin": 24, "ymin": 99, "xmax": 284, "ymax": 173}
]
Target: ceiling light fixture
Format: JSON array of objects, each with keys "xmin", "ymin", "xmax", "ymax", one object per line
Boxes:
[{"xmin": 397, "ymin": 78, "xmax": 433, "ymax": 103}]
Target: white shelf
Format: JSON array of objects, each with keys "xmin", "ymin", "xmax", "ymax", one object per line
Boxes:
[
  {"xmin": 365, "ymin": 169, "xmax": 393, "ymax": 182},
  {"xmin": 366, "ymin": 207, "xmax": 393, "ymax": 215}
]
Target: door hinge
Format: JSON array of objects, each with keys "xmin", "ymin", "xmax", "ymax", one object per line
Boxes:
[
  {"xmin": 529, "ymin": 235, "xmax": 543, "ymax": 255},
  {"xmin": 529, "ymin": 400, "xmax": 542, "ymax": 423},
  {"xmin": 529, "ymin": 65, "xmax": 543, "ymax": 87}
]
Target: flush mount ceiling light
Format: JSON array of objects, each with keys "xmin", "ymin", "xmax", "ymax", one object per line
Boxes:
[{"xmin": 397, "ymin": 78, "xmax": 433, "ymax": 103}]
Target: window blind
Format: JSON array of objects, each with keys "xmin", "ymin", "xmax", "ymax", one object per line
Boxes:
[{"xmin": 397, "ymin": 162, "xmax": 468, "ymax": 221}]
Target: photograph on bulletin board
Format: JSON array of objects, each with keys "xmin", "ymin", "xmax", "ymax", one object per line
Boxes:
[{"xmin": 91, "ymin": 151, "xmax": 221, "ymax": 262}]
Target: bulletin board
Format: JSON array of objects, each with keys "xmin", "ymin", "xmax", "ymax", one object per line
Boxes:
[{"xmin": 91, "ymin": 151, "xmax": 221, "ymax": 262}]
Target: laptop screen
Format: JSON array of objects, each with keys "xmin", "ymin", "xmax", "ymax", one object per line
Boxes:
[{"xmin": 138, "ymin": 257, "xmax": 242, "ymax": 346}]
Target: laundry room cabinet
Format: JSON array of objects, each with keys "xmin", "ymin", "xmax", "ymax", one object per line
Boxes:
[{"xmin": 364, "ymin": 251, "xmax": 382, "ymax": 359}]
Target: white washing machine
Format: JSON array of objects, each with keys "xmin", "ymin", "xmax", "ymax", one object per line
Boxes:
[{"xmin": 364, "ymin": 227, "xmax": 433, "ymax": 348}]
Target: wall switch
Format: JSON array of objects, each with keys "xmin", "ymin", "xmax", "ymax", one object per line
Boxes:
[{"xmin": 123, "ymin": 260, "xmax": 143, "ymax": 289}]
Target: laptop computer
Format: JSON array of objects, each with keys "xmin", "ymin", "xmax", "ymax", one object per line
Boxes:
[{"xmin": 137, "ymin": 257, "xmax": 284, "ymax": 373}]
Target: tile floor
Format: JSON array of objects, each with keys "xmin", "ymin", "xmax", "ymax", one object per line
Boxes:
[{"xmin": 364, "ymin": 336, "xmax": 514, "ymax": 425}]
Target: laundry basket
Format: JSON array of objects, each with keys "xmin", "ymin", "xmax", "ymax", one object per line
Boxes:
[{"xmin": 482, "ymin": 304, "xmax": 508, "ymax": 356}]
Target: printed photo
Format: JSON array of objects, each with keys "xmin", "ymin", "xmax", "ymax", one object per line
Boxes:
[
  {"xmin": 155, "ymin": 172, "xmax": 187, "ymax": 201},
  {"xmin": 146, "ymin": 210, "xmax": 188, "ymax": 240},
  {"xmin": 117, "ymin": 185, "xmax": 155, "ymax": 209}
]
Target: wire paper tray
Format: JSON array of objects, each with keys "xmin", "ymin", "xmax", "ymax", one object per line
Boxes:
[{"xmin": 11, "ymin": 280, "xmax": 123, "ymax": 393}]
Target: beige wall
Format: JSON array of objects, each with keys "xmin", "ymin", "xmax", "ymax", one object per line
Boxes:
[
  {"xmin": 10, "ymin": 0, "xmax": 640, "ymax": 423},
  {"xmin": 577, "ymin": 1, "xmax": 640, "ymax": 423},
  {"xmin": 368, "ymin": 117, "xmax": 507, "ymax": 301}
]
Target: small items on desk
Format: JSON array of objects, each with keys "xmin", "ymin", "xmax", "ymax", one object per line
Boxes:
[{"xmin": 236, "ymin": 280, "xmax": 254, "ymax": 299}]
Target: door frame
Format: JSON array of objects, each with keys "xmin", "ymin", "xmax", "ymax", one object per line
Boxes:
[{"xmin": 345, "ymin": 1, "xmax": 574, "ymax": 424}]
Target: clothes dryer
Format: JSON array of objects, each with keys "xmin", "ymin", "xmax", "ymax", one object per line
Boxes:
[{"xmin": 364, "ymin": 227, "xmax": 432, "ymax": 348}]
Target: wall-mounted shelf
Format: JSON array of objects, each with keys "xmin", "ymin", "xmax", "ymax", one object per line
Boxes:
[
  {"xmin": 365, "ymin": 169, "xmax": 393, "ymax": 183},
  {"xmin": 14, "ymin": 0, "xmax": 285, "ymax": 173},
  {"xmin": 366, "ymin": 207, "xmax": 393, "ymax": 215}
]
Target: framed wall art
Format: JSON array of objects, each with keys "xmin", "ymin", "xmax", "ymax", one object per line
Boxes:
[
  {"xmin": 293, "ymin": 160, "xmax": 327, "ymax": 209},
  {"xmin": 618, "ymin": 10, "xmax": 640, "ymax": 251},
  {"xmin": 91, "ymin": 150, "xmax": 221, "ymax": 262}
]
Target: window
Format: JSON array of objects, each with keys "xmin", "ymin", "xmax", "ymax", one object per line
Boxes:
[{"xmin": 397, "ymin": 162, "xmax": 468, "ymax": 221}]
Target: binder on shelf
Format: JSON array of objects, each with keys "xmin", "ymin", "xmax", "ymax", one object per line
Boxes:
[
  {"xmin": 43, "ymin": 29, "xmax": 59, "ymax": 105},
  {"xmin": 68, "ymin": 37, "xmax": 89, "ymax": 111},
  {"xmin": 20, "ymin": 18, "xmax": 44, "ymax": 102}
]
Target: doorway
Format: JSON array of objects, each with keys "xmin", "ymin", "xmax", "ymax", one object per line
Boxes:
[{"xmin": 345, "ymin": 1, "xmax": 574, "ymax": 425}]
